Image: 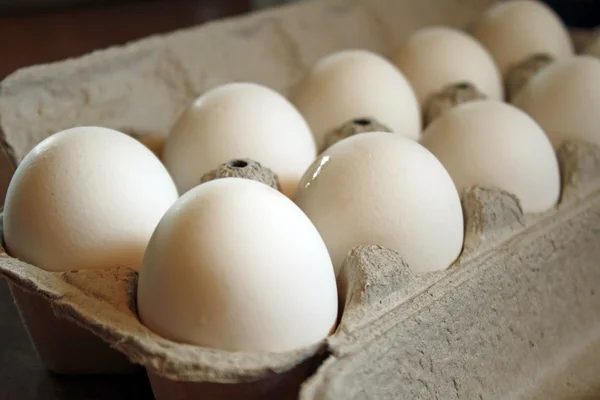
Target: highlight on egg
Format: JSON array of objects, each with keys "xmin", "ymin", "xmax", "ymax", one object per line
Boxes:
[
  {"xmin": 294, "ymin": 132, "xmax": 464, "ymax": 276},
  {"xmin": 512, "ymin": 55, "xmax": 600, "ymax": 149},
  {"xmin": 420, "ymin": 100, "xmax": 561, "ymax": 213},
  {"xmin": 162, "ymin": 82, "xmax": 317, "ymax": 198},
  {"xmin": 137, "ymin": 178, "xmax": 338, "ymax": 353},
  {"xmin": 3, "ymin": 126, "xmax": 179, "ymax": 272},
  {"xmin": 392, "ymin": 26, "xmax": 503, "ymax": 108},
  {"xmin": 290, "ymin": 49, "xmax": 421, "ymax": 150}
]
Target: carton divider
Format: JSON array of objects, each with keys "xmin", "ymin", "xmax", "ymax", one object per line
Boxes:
[
  {"xmin": 558, "ymin": 140, "xmax": 600, "ymax": 204},
  {"xmin": 146, "ymin": 347, "xmax": 328, "ymax": 400}
]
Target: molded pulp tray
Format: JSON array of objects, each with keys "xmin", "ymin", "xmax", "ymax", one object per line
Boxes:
[{"xmin": 1, "ymin": 0, "xmax": 600, "ymax": 399}]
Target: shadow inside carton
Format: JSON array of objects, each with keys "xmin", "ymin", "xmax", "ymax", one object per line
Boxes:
[{"xmin": 35, "ymin": 371, "xmax": 154, "ymax": 400}]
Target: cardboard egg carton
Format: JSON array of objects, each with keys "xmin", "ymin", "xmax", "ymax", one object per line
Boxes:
[{"xmin": 1, "ymin": 0, "xmax": 600, "ymax": 398}]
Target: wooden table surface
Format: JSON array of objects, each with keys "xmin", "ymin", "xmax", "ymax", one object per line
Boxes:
[{"xmin": 0, "ymin": 2, "xmax": 251, "ymax": 399}]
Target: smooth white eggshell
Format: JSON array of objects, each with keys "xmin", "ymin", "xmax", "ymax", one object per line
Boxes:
[
  {"xmin": 3, "ymin": 127, "xmax": 179, "ymax": 272},
  {"xmin": 162, "ymin": 82, "xmax": 317, "ymax": 197},
  {"xmin": 473, "ymin": 0, "xmax": 574, "ymax": 76},
  {"xmin": 291, "ymin": 50, "xmax": 421, "ymax": 149},
  {"xmin": 137, "ymin": 178, "xmax": 338, "ymax": 353},
  {"xmin": 294, "ymin": 132, "xmax": 464, "ymax": 275},
  {"xmin": 512, "ymin": 56, "xmax": 600, "ymax": 149},
  {"xmin": 420, "ymin": 100, "xmax": 561, "ymax": 213},
  {"xmin": 393, "ymin": 26, "xmax": 503, "ymax": 106}
]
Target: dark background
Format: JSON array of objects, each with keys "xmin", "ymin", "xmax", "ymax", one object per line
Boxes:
[
  {"xmin": 0, "ymin": 0, "xmax": 253, "ymax": 80},
  {"xmin": 0, "ymin": 1, "xmax": 598, "ymax": 399}
]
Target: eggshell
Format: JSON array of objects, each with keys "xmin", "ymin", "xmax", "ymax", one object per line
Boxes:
[
  {"xmin": 392, "ymin": 26, "xmax": 503, "ymax": 107},
  {"xmin": 473, "ymin": 0, "xmax": 573, "ymax": 76},
  {"xmin": 291, "ymin": 50, "xmax": 421, "ymax": 150},
  {"xmin": 512, "ymin": 56, "xmax": 600, "ymax": 149},
  {"xmin": 137, "ymin": 178, "xmax": 338, "ymax": 353},
  {"xmin": 3, "ymin": 126, "xmax": 179, "ymax": 272},
  {"xmin": 420, "ymin": 100, "xmax": 561, "ymax": 213},
  {"xmin": 162, "ymin": 82, "xmax": 316, "ymax": 198},
  {"xmin": 294, "ymin": 132, "xmax": 464, "ymax": 275}
]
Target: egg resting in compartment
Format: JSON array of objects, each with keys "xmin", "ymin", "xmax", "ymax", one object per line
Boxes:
[
  {"xmin": 392, "ymin": 26, "xmax": 503, "ymax": 108},
  {"xmin": 512, "ymin": 56, "xmax": 600, "ymax": 150},
  {"xmin": 420, "ymin": 100, "xmax": 561, "ymax": 214},
  {"xmin": 3, "ymin": 126, "xmax": 179, "ymax": 272},
  {"xmin": 291, "ymin": 50, "xmax": 421, "ymax": 150},
  {"xmin": 472, "ymin": 0, "xmax": 573, "ymax": 77},
  {"xmin": 162, "ymin": 82, "xmax": 317, "ymax": 198},
  {"xmin": 137, "ymin": 178, "xmax": 338, "ymax": 353},
  {"xmin": 294, "ymin": 132, "xmax": 464, "ymax": 276}
]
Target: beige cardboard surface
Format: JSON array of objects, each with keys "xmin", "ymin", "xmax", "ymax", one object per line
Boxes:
[{"xmin": 1, "ymin": 0, "xmax": 600, "ymax": 398}]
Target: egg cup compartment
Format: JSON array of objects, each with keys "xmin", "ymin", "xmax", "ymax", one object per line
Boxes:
[{"xmin": 1, "ymin": 0, "xmax": 600, "ymax": 398}]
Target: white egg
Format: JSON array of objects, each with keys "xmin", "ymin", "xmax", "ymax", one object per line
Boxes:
[
  {"xmin": 162, "ymin": 82, "xmax": 316, "ymax": 198},
  {"xmin": 392, "ymin": 26, "xmax": 503, "ymax": 106},
  {"xmin": 3, "ymin": 126, "xmax": 179, "ymax": 272},
  {"xmin": 294, "ymin": 132, "xmax": 464, "ymax": 275},
  {"xmin": 291, "ymin": 50, "xmax": 421, "ymax": 150},
  {"xmin": 473, "ymin": 0, "xmax": 573, "ymax": 76},
  {"xmin": 512, "ymin": 56, "xmax": 600, "ymax": 149},
  {"xmin": 420, "ymin": 100, "xmax": 561, "ymax": 213},
  {"xmin": 137, "ymin": 178, "xmax": 338, "ymax": 353}
]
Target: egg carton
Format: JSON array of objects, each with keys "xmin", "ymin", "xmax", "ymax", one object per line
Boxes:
[{"xmin": 0, "ymin": 0, "xmax": 600, "ymax": 399}]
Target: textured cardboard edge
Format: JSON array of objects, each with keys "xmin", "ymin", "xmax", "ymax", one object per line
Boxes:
[
  {"xmin": 558, "ymin": 140, "xmax": 600, "ymax": 203},
  {"xmin": 8, "ymin": 283, "xmax": 139, "ymax": 375},
  {"xmin": 146, "ymin": 351, "xmax": 327, "ymax": 400}
]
